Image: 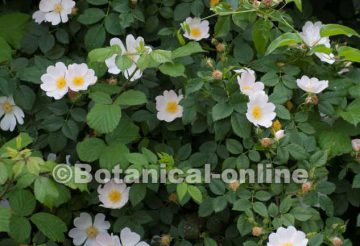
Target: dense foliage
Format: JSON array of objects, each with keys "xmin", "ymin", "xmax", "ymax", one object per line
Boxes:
[{"xmin": 1, "ymin": 0, "xmax": 360, "ymax": 245}]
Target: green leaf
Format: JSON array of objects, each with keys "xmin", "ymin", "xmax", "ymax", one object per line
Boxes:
[
  {"xmin": 309, "ymin": 151, "xmax": 328, "ymax": 167},
  {"xmin": 231, "ymin": 113, "xmax": 251, "ymax": 138},
  {"xmin": 340, "ymin": 98, "xmax": 360, "ymax": 126},
  {"xmin": 213, "ymin": 196, "xmax": 227, "ymax": 212},
  {"xmin": 177, "ymin": 182, "xmax": 188, "ymax": 201},
  {"xmin": 215, "ymin": 16, "xmax": 231, "ymax": 38},
  {"xmin": 115, "ymin": 90, "xmax": 147, "ymax": 106},
  {"xmin": 106, "ymin": 117, "xmax": 139, "ymax": 144},
  {"xmin": 159, "ymin": 62, "xmax": 185, "ymax": 77},
  {"xmin": 204, "ymin": 237, "xmax": 217, "ymax": 246},
  {"xmin": 62, "ymin": 120, "xmax": 79, "ymax": 141},
  {"xmin": 353, "ymin": 174, "xmax": 360, "ymax": 188},
  {"xmin": 275, "ymin": 105, "xmax": 291, "ymax": 120},
  {"xmin": 320, "ymin": 24, "xmax": 360, "ymax": 38},
  {"xmin": 77, "ymin": 137, "xmax": 106, "ymax": 162},
  {"xmin": 34, "ymin": 177, "xmax": 59, "ymax": 208},
  {"xmin": 318, "ymin": 130, "xmax": 352, "ymax": 157},
  {"xmin": 253, "ymin": 202, "xmax": 268, "ymax": 217},
  {"xmin": 129, "ymin": 183, "xmax": 147, "ymax": 206},
  {"xmin": 0, "ymin": 13, "xmax": 30, "ymax": 48},
  {"xmin": 31, "ymin": 213, "xmax": 67, "ymax": 242},
  {"xmin": 78, "ymin": 8, "xmax": 105, "ymax": 25},
  {"xmin": 338, "ymin": 46, "xmax": 360, "ymax": 63},
  {"xmin": 212, "ymin": 103, "xmax": 233, "ymax": 121},
  {"xmin": 252, "ymin": 19, "xmax": 273, "ymax": 55},
  {"xmin": 85, "ymin": 24, "xmax": 106, "ymax": 51},
  {"xmin": 87, "ymin": 0, "xmax": 108, "ymax": 5},
  {"xmin": 188, "ymin": 185, "xmax": 203, "ymax": 204},
  {"xmin": 0, "ymin": 162, "xmax": 8, "ymax": 185},
  {"xmin": 87, "ymin": 104, "xmax": 121, "ymax": 134},
  {"xmin": 290, "ymin": 207, "xmax": 313, "ymax": 221},
  {"xmin": 172, "ymin": 41, "xmax": 204, "ymax": 59},
  {"xmin": 9, "ymin": 190, "xmax": 36, "ymax": 217},
  {"xmin": 89, "ymin": 91, "xmax": 113, "ymax": 104},
  {"xmin": 88, "ymin": 47, "xmax": 115, "ymax": 63},
  {"xmin": 99, "ymin": 143, "xmax": 129, "ymax": 169},
  {"xmin": 266, "ymin": 32, "xmax": 302, "ymax": 55},
  {"xmin": 0, "ymin": 37, "xmax": 12, "ymax": 63},
  {"xmin": 115, "ymin": 55, "xmax": 133, "ymax": 70},
  {"xmin": 150, "ymin": 49, "xmax": 172, "ymax": 64},
  {"xmin": 233, "ymin": 199, "xmax": 252, "ymax": 211},
  {"xmin": 286, "ymin": 144, "xmax": 308, "ymax": 160},
  {"xmin": 0, "ymin": 207, "xmax": 11, "ymax": 232},
  {"xmin": 9, "ymin": 216, "xmax": 31, "ymax": 243}
]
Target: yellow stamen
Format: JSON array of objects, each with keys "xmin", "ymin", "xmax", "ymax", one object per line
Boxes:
[
  {"xmin": 243, "ymin": 85, "xmax": 252, "ymax": 91},
  {"xmin": 54, "ymin": 3, "xmax": 63, "ymax": 13},
  {"xmin": 282, "ymin": 243, "xmax": 293, "ymax": 246},
  {"xmin": 251, "ymin": 105, "xmax": 262, "ymax": 120},
  {"xmin": 2, "ymin": 102, "xmax": 13, "ymax": 113},
  {"xmin": 86, "ymin": 226, "xmax": 98, "ymax": 238},
  {"xmin": 166, "ymin": 102, "xmax": 178, "ymax": 114},
  {"xmin": 72, "ymin": 76, "xmax": 85, "ymax": 87},
  {"xmin": 190, "ymin": 27, "xmax": 202, "ymax": 38},
  {"xmin": 108, "ymin": 190, "xmax": 122, "ymax": 203},
  {"xmin": 56, "ymin": 77, "xmax": 66, "ymax": 89}
]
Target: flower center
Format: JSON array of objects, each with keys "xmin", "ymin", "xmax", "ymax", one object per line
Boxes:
[
  {"xmin": 190, "ymin": 27, "xmax": 202, "ymax": 38},
  {"xmin": 86, "ymin": 226, "xmax": 98, "ymax": 239},
  {"xmin": 2, "ymin": 102, "xmax": 13, "ymax": 113},
  {"xmin": 282, "ymin": 243, "xmax": 293, "ymax": 246},
  {"xmin": 73, "ymin": 76, "xmax": 85, "ymax": 87},
  {"xmin": 54, "ymin": 3, "xmax": 63, "ymax": 13},
  {"xmin": 56, "ymin": 77, "xmax": 66, "ymax": 89},
  {"xmin": 251, "ymin": 105, "xmax": 262, "ymax": 120},
  {"xmin": 243, "ymin": 85, "xmax": 252, "ymax": 91},
  {"xmin": 166, "ymin": 101, "xmax": 178, "ymax": 114},
  {"xmin": 108, "ymin": 190, "xmax": 122, "ymax": 203}
]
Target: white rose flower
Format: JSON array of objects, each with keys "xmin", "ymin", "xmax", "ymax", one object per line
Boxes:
[
  {"xmin": 38, "ymin": 0, "xmax": 75, "ymax": 25},
  {"xmin": 119, "ymin": 227, "xmax": 149, "ymax": 246},
  {"xmin": 96, "ymin": 233, "xmax": 121, "ymax": 246},
  {"xmin": 68, "ymin": 213, "xmax": 110, "ymax": 246},
  {"xmin": 246, "ymin": 92, "xmax": 276, "ymax": 128},
  {"xmin": 66, "ymin": 63, "xmax": 97, "ymax": 92},
  {"xmin": 352, "ymin": 139, "xmax": 360, "ymax": 152},
  {"xmin": 275, "ymin": 130, "xmax": 285, "ymax": 141},
  {"xmin": 296, "ymin": 75, "xmax": 328, "ymax": 94},
  {"xmin": 0, "ymin": 96, "xmax": 25, "ymax": 132},
  {"xmin": 155, "ymin": 90, "xmax": 183, "ymax": 122},
  {"xmin": 236, "ymin": 68, "xmax": 265, "ymax": 96},
  {"xmin": 105, "ymin": 35, "xmax": 152, "ymax": 81},
  {"xmin": 300, "ymin": 21, "xmax": 335, "ymax": 64},
  {"xmin": 32, "ymin": 10, "xmax": 46, "ymax": 24},
  {"xmin": 267, "ymin": 226, "xmax": 308, "ymax": 246},
  {"xmin": 40, "ymin": 62, "xmax": 69, "ymax": 100},
  {"xmin": 183, "ymin": 17, "xmax": 210, "ymax": 41},
  {"xmin": 97, "ymin": 179, "xmax": 130, "ymax": 209}
]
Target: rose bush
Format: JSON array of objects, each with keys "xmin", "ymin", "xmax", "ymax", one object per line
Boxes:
[{"xmin": 1, "ymin": 0, "xmax": 360, "ymax": 245}]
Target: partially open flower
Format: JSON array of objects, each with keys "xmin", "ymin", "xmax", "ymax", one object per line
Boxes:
[
  {"xmin": 160, "ymin": 234, "xmax": 172, "ymax": 246},
  {"xmin": 228, "ymin": 180, "xmax": 240, "ymax": 191},
  {"xmin": 332, "ymin": 237, "xmax": 342, "ymax": 246},
  {"xmin": 215, "ymin": 43, "xmax": 226, "ymax": 52},
  {"xmin": 252, "ymin": 226, "xmax": 263, "ymax": 237},
  {"xmin": 302, "ymin": 182, "xmax": 312, "ymax": 193},
  {"xmin": 168, "ymin": 192, "xmax": 178, "ymax": 203},
  {"xmin": 274, "ymin": 130, "xmax": 285, "ymax": 141},
  {"xmin": 212, "ymin": 70, "xmax": 223, "ymax": 80},
  {"xmin": 260, "ymin": 138, "xmax": 272, "ymax": 148},
  {"xmin": 351, "ymin": 139, "xmax": 360, "ymax": 152}
]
